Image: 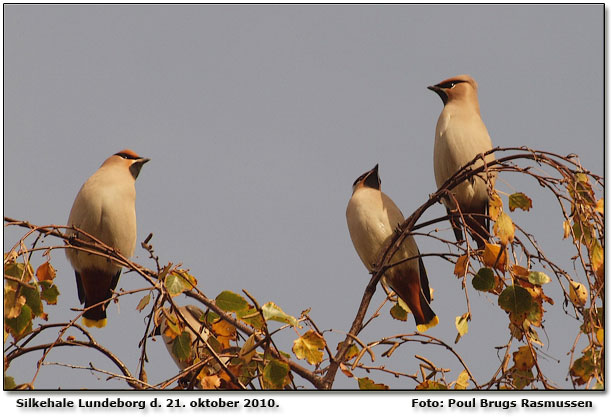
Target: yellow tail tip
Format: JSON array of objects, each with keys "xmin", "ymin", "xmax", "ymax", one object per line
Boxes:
[
  {"xmin": 82, "ymin": 317, "xmax": 107, "ymax": 328},
  {"xmin": 416, "ymin": 316, "xmax": 439, "ymax": 333}
]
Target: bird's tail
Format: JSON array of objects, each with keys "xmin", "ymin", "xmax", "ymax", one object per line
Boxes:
[{"xmin": 386, "ymin": 267, "xmax": 438, "ymax": 332}]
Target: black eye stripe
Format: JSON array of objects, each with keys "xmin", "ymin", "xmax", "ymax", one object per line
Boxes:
[
  {"xmin": 115, "ymin": 152, "xmax": 140, "ymax": 160},
  {"xmin": 437, "ymin": 80, "xmax": 466, "ymax": 89}
]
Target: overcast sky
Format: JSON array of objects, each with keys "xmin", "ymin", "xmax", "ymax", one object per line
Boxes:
[{"xmin": 2, "ymin": 3, "xmax": 604, "ymax": 398}]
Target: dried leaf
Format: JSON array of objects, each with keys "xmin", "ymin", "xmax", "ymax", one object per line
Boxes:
[
  {"xmin": 563, "ymin": 220, "xmax": 571, "ymax": 239},
  {"xmin": 136, "ymin": 294, "xmax": 151, "ymax": 312},
  {"xmin": 339, "ymin": 363, "xmax": 354, "ymax": 378},
  {"xmin": 453, "ymin": 254, "xmax": 469, "ymax": 277},
  {"xmin": 511, "ymin": 265, "xmax": 530, "ymax": 279},
  {"xmin": 482, "ymin": 243, "xmax": 508, "ymax": 271},
  {"xmin": 36, "ymin": 261, "xmax": 56, "ymax": 281}
]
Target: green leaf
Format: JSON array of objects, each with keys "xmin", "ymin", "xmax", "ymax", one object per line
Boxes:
[
  {"xmin": 292, "ymin": 330, "xmax": 326, "ymax": 365},
  {"xmin": 472, "ymin": 268, "xmax": 495, "ymax": 291},
  {"xmin": 237, "ymin": 307, "xmax": 265, "ymax": 330},
  {"xmin": 528, "ymin": 271, "xmax": 551, "ymax": 285},
  {"xmin": 4, "ymin": 261, "xmax": 33, "ymax": 283},
  {"xmin": 165, "ymin": 271, "xmax": 196, "ymax": 297},
  {"xmin": 239, "ymin": 334, "xmax": 258, "ymax": 363},
  {"xmin": 262, "ymin": 359, "xmax": 290, "ymax": 389},
  {"xmin": 261, "ymin": 302, "xmax": 299, "ymax": 327},
  {"xmin": 215, "ymin": 291, "xmax": 249, "ymax": 313},
  {"xmin": 6, "ymin": 304, "xmax": 33, "ymax": 339},
  {"xmin": 40, "ymin": 281, "xmax": 59, "ymax": 305},
  {"xmin": 498, "ymin": 285, "xmax": 532, "ymax": 314},
  {"xmin": 508, "ymin": 192, "xmax": 533, "ymax": 212},
  {"xmin": 21, "ymin": 284, "xmax": 43, "ymax": 318},
  {"xmin": 172, "ymin": 331, "xmax": 193, "ymax": 362},
  {"xmin": 390, "ymin": 302, "xmax": 408, "ymax": 321},
  {"xmin": 358, "ymin": 377, "xmax": 389, "ymax": 390},
  {"xmin": 4, "ymin": 375, "xmax": 16, "ymax": 390}
]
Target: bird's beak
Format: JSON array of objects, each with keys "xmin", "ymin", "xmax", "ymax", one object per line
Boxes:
[
  {"xmin": 130, "ymin": 157, "xmax": 150, "ymax": 179},
  {"xmin": 428, "ymin": 85, "xmax": 447, "ymax": 104}
]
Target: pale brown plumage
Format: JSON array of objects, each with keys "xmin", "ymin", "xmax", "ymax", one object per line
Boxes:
[
  {"xmin": 66, "ymin": 149, "xmax": 149, "ymax": 328},
  {"xmin": 346, "ymin": 165, "xmax": 438, "ymax": 332},
  {"xmin": 428, "ymin": 75, "xmax": 497, "ymax": 248}
]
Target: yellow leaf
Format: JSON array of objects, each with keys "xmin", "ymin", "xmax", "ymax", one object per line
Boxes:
[
  {"xmin": 211, "ymin": 320, "xmax": 236, "ymax": 350},
  {"xmin": 589, "ymin": 240, "xmax": 603, "ymax": 272},
  {"xmin": 563, "ymin": 220, "xmax": 571, "ymax": 239},
  {"xmin": 482, "ymin": 243, "xmax": 508, "ymax": 271},
  {"xmin": 4, "ymin": 289, "xmax": 26, "ymax": 319},
  {"xmin": 493, "ymin": 212, "xmax": 515, "ymax": 245},
  {"xmin": 489, "ymin": 192, "xmax": 503, "ymax": 221},
  {"xmin": 569, "ymin": 280, "xmax": 588, "ymax": 307},
  {"xmin": 596, "ymin": 328, "xmax": 603, "ymax": 346},
  {"xmin": 454, "ymin": 370, "xmax": 470, "ymax": 390},
  {"xmin": 453, "ymin": 254, "xmax": 469, "ymax": 277},
  {"xmin": 513, "ymin": 346, "xmax": 535, "ymax": 371},
  {"xmin": 36, "ymin": 261, "xmax": 56, "ymax": 281},
  {"xmin": 358, "ymin": 377, "xmax": 389, "ymax": 390},
  {"xmin": 508, "ymin": 192, "xmax": 533, "ymax": 212},
  {"xmin": 199, "ymin": 374, "xmax": 221, "ymax": 390},
  {"xmin": 511, "ymin": 265, "xmax": 530, "ymax": 279},
  {"xmin": 292, "ymin": 330, "xmax": 326, "ymax": 365},
  {"xmin": 454, "ymin": 314, "xmax": 469, "ymax": 343},
  {"xmin": 595, "ymin": 198, "xmax": 604, "ymax": 215}
]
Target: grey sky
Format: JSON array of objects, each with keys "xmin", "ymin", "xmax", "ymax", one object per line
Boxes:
[{"xmin": 3, "ymin": 4, "xmax": 603, "ymax": 392}]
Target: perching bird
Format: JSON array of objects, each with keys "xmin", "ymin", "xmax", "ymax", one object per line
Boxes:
[
  {"xmin": 428, "ymin": 74, "xmax": 497, "ymax": 248},
  {"xmin": 346, "ymin": 164, "xmax": 438, "ymax": 332},
  {"xmin": 66, "ymin": 149, "xmax": 149, "ymax": 328}
]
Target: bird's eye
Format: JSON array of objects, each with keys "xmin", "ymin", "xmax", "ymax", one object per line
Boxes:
[{"xmin": 439, "ymin": 81, "xmax": 456, "ymax": 89}]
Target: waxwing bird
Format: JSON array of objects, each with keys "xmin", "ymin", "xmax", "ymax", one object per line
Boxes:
[
  {"xmin": 428, "ymin": 75, "xmax": 497, "ymax": 248},
  {"xmin": 346, "ymin": 165, "xmax": 438, "ymax": 332},
  {"xmin": 66, "ymin": 149, "xmax": 149, "ymax": 328}
]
